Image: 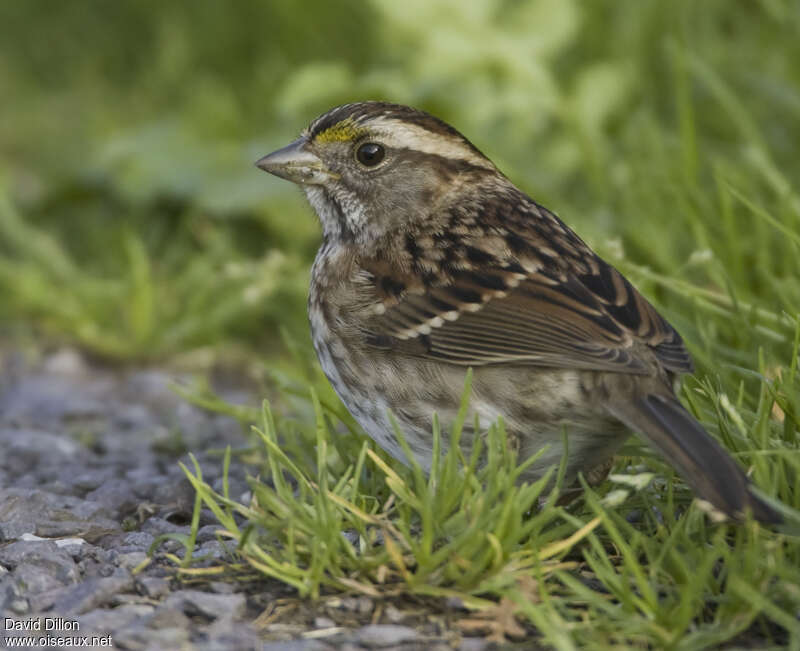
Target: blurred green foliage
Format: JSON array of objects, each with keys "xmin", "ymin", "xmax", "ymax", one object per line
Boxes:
[{"xmin": 1, "ymin": 0, "xmax": 798, "ymax": 361}]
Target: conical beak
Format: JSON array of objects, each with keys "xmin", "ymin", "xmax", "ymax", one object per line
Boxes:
[{"xmin": 255, "ymin": 137, "xmax": 336, "ymax": 185}]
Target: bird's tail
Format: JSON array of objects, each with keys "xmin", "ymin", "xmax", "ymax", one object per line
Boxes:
[{"xmin": 609, "ymin": 393, "xmax": 780, "ymax": 524}]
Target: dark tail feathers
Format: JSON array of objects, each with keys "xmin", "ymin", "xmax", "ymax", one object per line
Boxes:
[{"xmin": 609, "ymin": 394, "xmax": 780, "ymax": 524}]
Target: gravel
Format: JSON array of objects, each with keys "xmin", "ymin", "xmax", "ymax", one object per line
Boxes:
[{"xmin": 0, "ymin": 349, "xmax": 492, "ymax": 650}]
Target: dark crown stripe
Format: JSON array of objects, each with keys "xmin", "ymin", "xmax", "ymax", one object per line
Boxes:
[{"xmin": 309, "ymin": 101, "xmax": 484, "ymax": 156}]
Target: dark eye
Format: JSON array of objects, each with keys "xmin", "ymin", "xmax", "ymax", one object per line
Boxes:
[{"xmin": 356, "ymin": 142, "xmax": 385, "ymax": 167}]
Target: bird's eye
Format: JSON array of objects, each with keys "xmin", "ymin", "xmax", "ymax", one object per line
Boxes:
[{"xmin": 355, "ymin": 142, "xmax": 385, "ymax": 167}]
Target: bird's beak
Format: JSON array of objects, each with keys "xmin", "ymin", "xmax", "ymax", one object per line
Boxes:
[{"xmin": 255, "ymin": 137, "xmax": 336, "ymax": 185}]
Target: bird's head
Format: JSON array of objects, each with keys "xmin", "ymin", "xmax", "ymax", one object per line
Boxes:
[{"xmin": 256, "ymin": 102, "xmax": 498, "ymax": 244}]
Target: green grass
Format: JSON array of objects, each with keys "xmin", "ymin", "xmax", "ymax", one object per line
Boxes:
[
  {"xmin": 2, "ymin": 1, "xmax": 800, "ymax": 648},
  {"xmin": 173, "ymin": 352, "xmax": 800, "ymax": 648}
]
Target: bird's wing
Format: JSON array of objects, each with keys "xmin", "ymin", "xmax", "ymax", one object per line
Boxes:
[{"xmin": 362, "ymin": 200, "xmax": 692, "ymax": 375}]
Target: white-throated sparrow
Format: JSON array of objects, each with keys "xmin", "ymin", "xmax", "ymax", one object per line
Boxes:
[{"xmin": 257, "ymin": 101, "xmax": 778, "ymax": 523}]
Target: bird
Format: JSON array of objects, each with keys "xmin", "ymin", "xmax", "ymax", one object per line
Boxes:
[{"xmin": 256, "ymin": 101, "xmax": 779, "ymax": 523}]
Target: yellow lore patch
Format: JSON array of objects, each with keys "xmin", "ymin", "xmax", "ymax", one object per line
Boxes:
[{"xmin": 314, "ymin": 119, "xmax": 365, "ymax": 144}]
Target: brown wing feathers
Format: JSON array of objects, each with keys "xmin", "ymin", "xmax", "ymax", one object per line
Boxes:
[{"xmin": 363, "ymin": 199, "xmax": 691, "ymax": 375}]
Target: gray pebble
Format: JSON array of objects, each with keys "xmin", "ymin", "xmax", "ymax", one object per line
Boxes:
[
  {"xmin": 72, "ymin": 468, "xmax": 118, "ymax": 493},
  {"xmin": 13, "ymin": 564, "xmax": 71, "ymax": 595},
  {"xmin": 119, "ymin": 530, "xmax": 156, "ymax": 552},
  {"xmin": 117, "ymin": 551, "xmax": 149, "ymax": 570},
  {"xmin": 146, "ymin": 605, "xmax": 193, "ymax": 630},
  {"xmin": 356, "ymin": 624, "xmax": 420, "ymax": 647},
  {"xmin": 196, "ymin": 540, "xmax": 229, "ymax": 561},
  {"xmin": 7, "ymin": 598, "xmax": 29, "ymax": 615},
  {"xmin": 86, "ymin": 478, "xmax": 142, "ymax": 513},
  {"xmin": 196, "ymin": 523, "xmax": 223, "ymax": 542},
  {"xmin": 0, "ymin": 576, "xmax": 30, "ymax": 613},
  {"xmin": 138, "ymin": 576, "xmax": 170, "ymax": 599},
  {"xmin": 0, "ymin": 540, "xmax": 80, "ymax": 587},
  {"xmin": 0, "ymin": 487, "xmax": 119, "ymax": 540},
  {"xmin": 459, "ymin": 638, "xmax": 492, "ymax": 651},
  {"xmin": 163, "ymin": 589, "xmax": 246, "ymax": 619},
  {"xmin": 141, "ymin": 516, "xmax": 191, "ymax": 537},
  {"xmin": 53, "ymin": 568, "xmax": 134, "ymax": 615},
  {"xmin": 207, "ymin": 580, "xmax": 237, "ymax": 594},
  {"xmin": 78, "ymin": 604, "xmax": 155, "ymax": 631}
]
